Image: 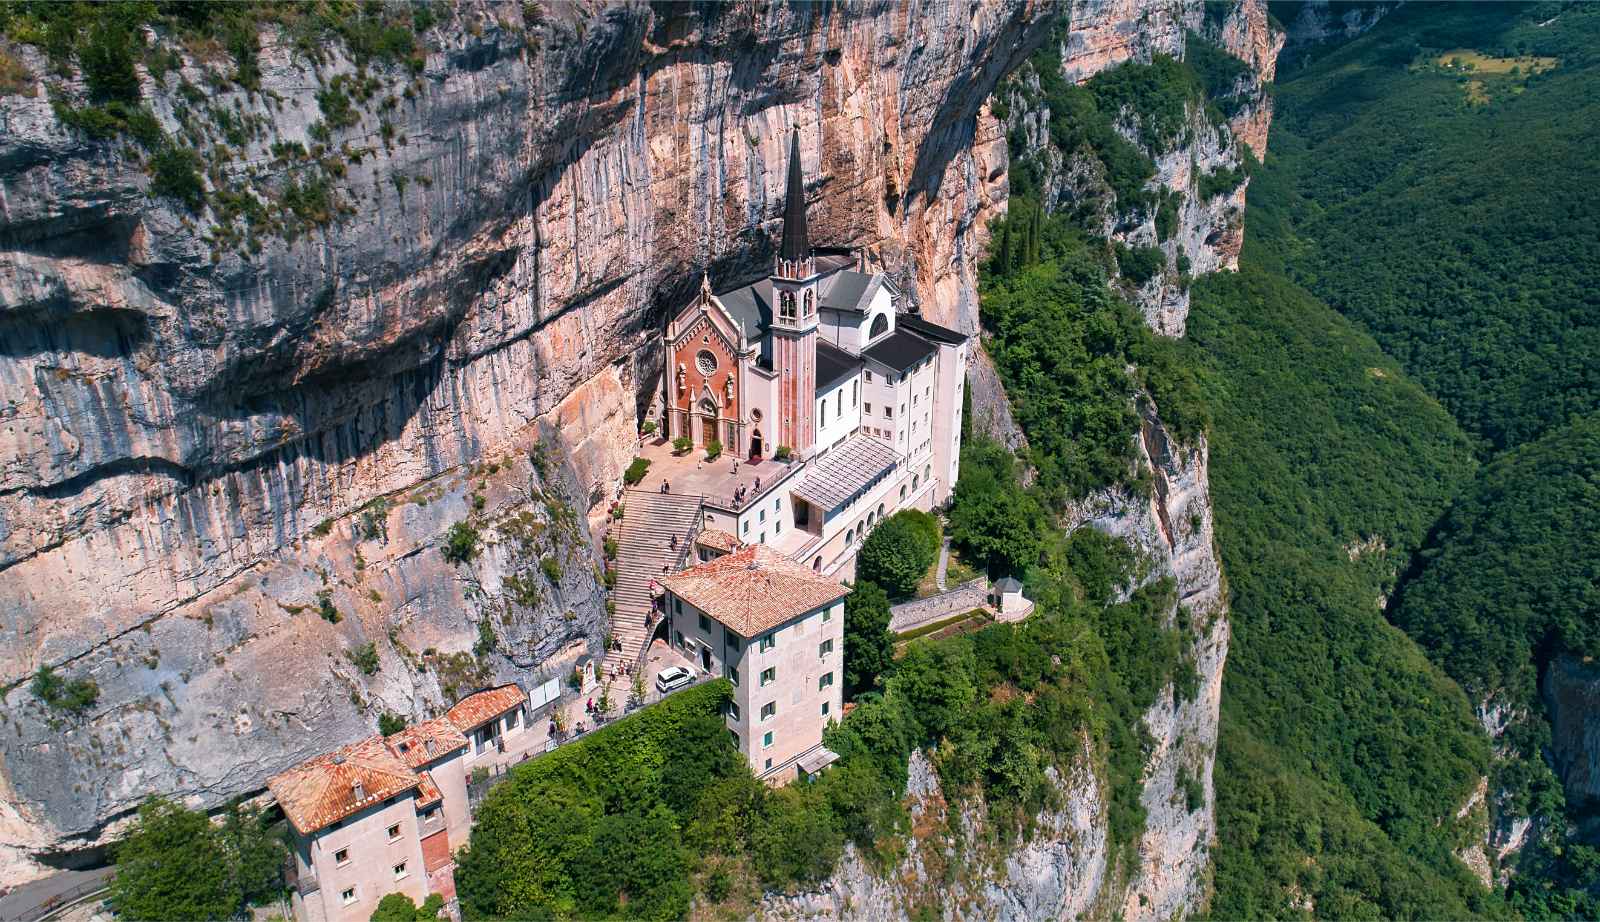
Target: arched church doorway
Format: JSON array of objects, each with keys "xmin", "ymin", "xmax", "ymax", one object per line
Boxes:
[
  {"xmin": 695, "ymin": 398, "xmax": 718, "ymax": 445},
  {"xmin": 749, "ymin": 429, "xmax": 764, "ymax": 459}
]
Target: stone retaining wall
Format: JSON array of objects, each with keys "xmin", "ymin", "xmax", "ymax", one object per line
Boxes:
[{"xmin": 889, "ymin": 577, "xmax": 989, "ymax": 634}]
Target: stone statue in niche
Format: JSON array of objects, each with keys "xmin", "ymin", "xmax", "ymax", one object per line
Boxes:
[
  {"xmin": 724, "ymin": 374, "xmax": 735, "ymax": 403},
  {"xmin": 676, "ymin": 363, "xmax": 686, "ymax": 394},
  {"xmin": 805, "ymin": 290, "xmax": 814, "ymax": 316}
]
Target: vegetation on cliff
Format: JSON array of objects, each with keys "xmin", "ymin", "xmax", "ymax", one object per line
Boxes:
[{"xmin": 979, "ymin": 210, "xmax": 1208, "ymax": 502}]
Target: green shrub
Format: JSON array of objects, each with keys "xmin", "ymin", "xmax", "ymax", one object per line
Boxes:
[
  {"xmin": 947, "ymin": 442, "xmax": 1043, "ymax": 576},
  {"xmin": 370, "ymin": 892, "xmax": 444, "ymax": 921},
  {"xmin": 773, "ymin": 445, "xmax": 792, "ymax": 462},
  {"xmin": 80, "ymin": 8, "xmax": 143, "ymax": 104},
  {"xmin": 540, "ymin": 556, "xmax": 562, "ymax": 583},
  {"xmin": 30, "ymin": 665, "xmax": 99, "ymax": 716},
  {"xmin": 150, "ymin": 146, "xmax": 206, "ymax": 211},
  {"xmin": 843, "ymin": 581, "xmax": 894, "ymax": 697},
  {"xmin": 347, "ymin": 642, "xmax": 379, "ymax": 675},
  {"xmin": 641, "ymin": 420, "xmax": 658, "ymax": 436},
  {"xmin": 856, "ymin": 511, "xmax": 939, "ymax": 600},
  {"xmin": 704, "ymin": 438, "xmax": 722, "ymax": 461},
  {"xmin": 673, "ymin": 436, "xmax": 692, "ymax": 453},
  {"xmin": 316, "ymin": 590, "xmax": 342, "ymax": 624},
  {"xmin": 378, "ymin": 712, "xmax": 406, "ymax": 737},
  {"xmin": 443, "ymin": 521, "xmax": 480, "ymax": 565},
  {"xmin": 624, "ymin": 457, "xmax": 651, "ymax": 486},
  {"xmin": 1113, "ymin": 242, "xmax": 1165, "ymax": 285}
]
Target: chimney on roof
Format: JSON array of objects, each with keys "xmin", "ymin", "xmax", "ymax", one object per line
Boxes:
[{"xmin": 352, "ymin": 781, "xmax": 365, "ymax": 801}]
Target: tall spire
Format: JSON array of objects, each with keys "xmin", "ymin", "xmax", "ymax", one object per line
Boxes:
[{"xmin": 779, "ymin": 128, "xmax": 809, "ymax": 263}]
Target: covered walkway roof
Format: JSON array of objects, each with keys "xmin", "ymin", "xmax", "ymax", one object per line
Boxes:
[{"xmin": 792, "ymin": 435, "xmax": 899, "ymax": 512}]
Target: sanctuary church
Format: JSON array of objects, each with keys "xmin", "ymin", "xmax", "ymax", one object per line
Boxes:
[{"xmin": 659, "ymin": 130, "xmax": 970, "ymax": 543}]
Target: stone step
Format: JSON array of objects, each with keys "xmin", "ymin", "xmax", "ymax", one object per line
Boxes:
[{"xmin": 605, "ymin": 489, "xmax": 704, "ymax": 672}]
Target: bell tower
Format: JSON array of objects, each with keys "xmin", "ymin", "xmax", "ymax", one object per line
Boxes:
[{"xmin": 771, "ymin": 128, "xmax": 820, "ymax": 457}]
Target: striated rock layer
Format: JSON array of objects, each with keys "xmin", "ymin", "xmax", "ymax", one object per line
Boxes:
[{"xmin": 0, "ymin": 0, "xmax": 1055, "ymax": 882}]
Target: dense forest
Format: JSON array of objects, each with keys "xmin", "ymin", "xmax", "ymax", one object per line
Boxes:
[{"xmin": 1201, "ymin": 2, "xmax": 1600, "ymax": 916}]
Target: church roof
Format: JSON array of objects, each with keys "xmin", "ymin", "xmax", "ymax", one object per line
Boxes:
[
  {"xmin": 817, "ymin": 341, "xmax": 860, "ymax": 392},
  {"xmin": 896, "ymin": 313, "xmax": 967, "ymax": 345},
  {"xmin": 818, "ymin": 270, "xmax": 879, "ymax": 314},
  {"xmin": 780, "ymin": 129, "xmax": 809, "ymax": 262},
  {"xmin": 863, "ymin": 329, "xmax": 939, "ymax": 374},
  {"xmin": 714, "ymin": 278, "xmax": 774, "ymax": 341}
]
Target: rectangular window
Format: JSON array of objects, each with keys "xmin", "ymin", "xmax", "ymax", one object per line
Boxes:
[
  {"xmin": 393, "ymin": 862, "xmax": 408, "ymax": 881},
  {"xmin": 761, "ymin": 702, "xmax": 776, "ymax": 720},
  {"xmin": 822, "ymin": 606, "xmax": 832, "ymax": 622},
  {"xmin": 727, "ymin": 701, "xmax": 740, "ymax": 721},
  {"xmin": 674, "ymin": 630, "xmax": 685, "ymax": 647},
  {"xmin": 819, "ymin": 672, "xmax": 835, "ymax": 690},
  {"xmin": 726, "ymin": 631, "xmax": 741, "ymax": 652},
  {"xmin": 387, "ymin": 823, "xmax": 401, "ymax": 841},
  {"xmin": 763, "ymin": 731, "xmax": 774, "ymax": 748},
  {"xmin": 852, "ymin": 381, "xmax": 859, "ymax": 406},
  {"xmin": 765, "ymin": 757, "xmax": 773, "ymax": 771},
  {"xmin": 342, "ymin": 888, "xmax": 357, "ymax": 906},
  {"xmin": 674, "ymin": 597, "xmax": 682, "ymax": 615},
  {"xmin": 335, "ymin": 848, "xmax": 350, "ymax": 866},
  {"xmin": 742, "ymin": 520, "xmax": 750, "ymax": 535},
  {"xmin": 760, "ymin": 667, "xmax": 776, "ymax": 686},
  {"xmin": 822, "ymin": 701, "xmax": 831, "ymax": 716},
  {"xmin": 759, "ymin": 635, "xmax": 776, "ymax": 653},
  {"xmin": 728, "ymin": 666, "xmax": 740, "ymax": 686},
  {"xmin": 865, "ymin": 402, "xmax": 873, "ymax": 414},
  {"xmin": 819, "ymin": 639, "xmax": 834, "ymax": 657},
  {"xmin": 836, "ymin": 392, "xmax": 842, "ymax": 415},
  {"xmin": 865, "ymin": 370, "xmax": 873, "ymax": 383},
  {"xmin": 759, "ymin": 509, "xmax": 766, "ymax": 522},
  {"xmin": 884, "ymin": 407, "xmax": 893, "ymax": 419},
  {"xmin": 698, "ymin": 613, "xmax": 711, "ymax": 633},
  {"xmin": 730, "ymin": 730, "xmax": 740, "ymax": 748}
]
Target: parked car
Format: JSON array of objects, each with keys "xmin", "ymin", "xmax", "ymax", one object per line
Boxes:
[{"xmin": 655, "ymin": 665, "xmax": 695, "ymax": 694}]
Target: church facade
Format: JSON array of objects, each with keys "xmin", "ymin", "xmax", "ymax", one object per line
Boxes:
[{"xmin": 658, "ymin": 130, "xmax": 969, "ymax": 575}]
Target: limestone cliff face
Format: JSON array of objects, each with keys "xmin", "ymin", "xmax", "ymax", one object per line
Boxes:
[{"xmin": 0, "ymin": 0, "xmax": 1057, "ymax": 879}]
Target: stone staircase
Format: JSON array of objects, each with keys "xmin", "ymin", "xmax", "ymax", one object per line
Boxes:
[{"xmin": 605, "ymin": 489, "xmax": 703, "ymax": 673}]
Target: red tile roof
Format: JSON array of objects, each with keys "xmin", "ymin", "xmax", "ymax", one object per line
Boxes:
[
  {"xmin": 445, "ymin": 684, "xmax": 527, "ymax": 733},
  {"xmin": 384, "ymin": 716, "xmax": 468, "ymax": 769},
  {"xmin": 661, "ymin": 543, "xmax": 850, "ymax": 636},
  {"xmin": 415, "ymin": 770, "xmax": 442, "ymax": 809},
  {"xmin": 267, "ymin": 736, "xmax": 419, "ymax": 835},
  {"xmin": 695, "ymin": 528, "xmax": 740, "ymax": 554}
]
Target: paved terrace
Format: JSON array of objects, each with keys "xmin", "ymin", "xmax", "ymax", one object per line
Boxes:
[{"xmin": 632, "ymin": 438, "xmax": 799, "ymax": 513}]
